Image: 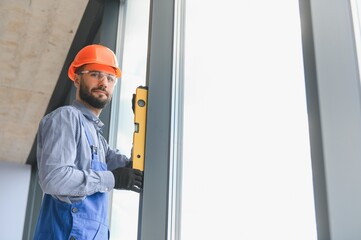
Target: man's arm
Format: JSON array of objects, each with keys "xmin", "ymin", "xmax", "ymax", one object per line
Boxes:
[
  {"xmin": 37, "ymin": 107, "xmax": 114, "ymax": 198},
  {"xmin": 100, "ymin": 135, "xmax": 132, "ymax": 170}
]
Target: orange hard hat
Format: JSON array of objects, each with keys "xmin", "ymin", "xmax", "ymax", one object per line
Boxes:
[{"xmin": 68, "ymin": 44, "xmax": 121, "ymax": 81}]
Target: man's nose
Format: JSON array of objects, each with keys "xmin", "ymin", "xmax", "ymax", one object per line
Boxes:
[{"xmin": 98, "ymin": 75, "xmax": 109, "ymax": 87}]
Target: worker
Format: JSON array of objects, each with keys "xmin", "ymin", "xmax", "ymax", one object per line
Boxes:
[{"xmin": 33, "ymin": 44, "xmax": 143, "ymax": 239}]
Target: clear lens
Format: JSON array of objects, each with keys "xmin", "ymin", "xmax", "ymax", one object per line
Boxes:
[{"xmin": 81, "ymin": 71, "xmax": 116, "ymax": 84}]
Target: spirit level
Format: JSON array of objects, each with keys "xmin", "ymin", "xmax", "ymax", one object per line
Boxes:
[{"xmin": 132, "ymin": 86, "xmax": 148, "ymax": 171}]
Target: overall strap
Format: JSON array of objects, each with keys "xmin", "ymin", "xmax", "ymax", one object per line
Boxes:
[{"xmin": 79, "ymin": 114, "xmax": 98, "ymax": 159}]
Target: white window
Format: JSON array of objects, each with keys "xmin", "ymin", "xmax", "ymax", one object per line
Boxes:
[{"xmin": 181, "ymin": 1, "xmax": 317, "ymax": 239}]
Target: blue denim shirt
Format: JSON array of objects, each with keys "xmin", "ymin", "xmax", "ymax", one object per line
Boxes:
[{"xmin": 37, "ymin": 100, "xmax": 130, "ymax": 203}]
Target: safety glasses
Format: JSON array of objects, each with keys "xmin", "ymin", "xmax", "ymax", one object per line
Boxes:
[{"xmin": 80, "ymin": 70, "xmax": 117, "ymax": 84}]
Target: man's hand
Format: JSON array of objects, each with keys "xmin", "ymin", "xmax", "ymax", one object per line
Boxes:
[{"xmin": 111, "ymin": 167, "xmax": 143, "ymax": 193}]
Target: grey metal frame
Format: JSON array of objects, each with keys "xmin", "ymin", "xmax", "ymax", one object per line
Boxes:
[
  {"xmin": 167, "ymin": 0, "xmax": 185, "ymax": 239},
  {"xmin": 137, "ymin": 0, "xmax": 178, "ymax": 239},
  {"xmin": 299, "ymin": 0, "xmax": 361, "ymax": 238}
]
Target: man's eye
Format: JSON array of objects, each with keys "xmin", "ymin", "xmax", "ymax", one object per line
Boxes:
[
  {"xmin": 107, "ymin": 76, "xmax": 114, "ymax": 83},
  {"xmin": 89, "ymin": 72, "xmax": 99, "ymax": 77}
]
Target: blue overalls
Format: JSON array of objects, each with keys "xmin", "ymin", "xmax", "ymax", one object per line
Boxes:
[{"xmin": 33, "ymin": 116, "xmax": 109, "ymax": 240}]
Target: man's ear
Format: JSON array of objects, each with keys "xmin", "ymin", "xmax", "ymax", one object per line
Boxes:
[{"xmin": 73, "ymin": 74, "xmax": 80, "ymax": 87}]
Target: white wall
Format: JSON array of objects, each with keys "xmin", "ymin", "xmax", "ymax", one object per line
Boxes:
[{"xmin": 0, "ymin": 161, "xmax": 31, "ymax": 240}]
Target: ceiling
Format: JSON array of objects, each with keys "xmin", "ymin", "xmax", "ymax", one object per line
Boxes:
[{"xmin": 0, "ymin": 0, "xmax": 88, "ymax": 164}]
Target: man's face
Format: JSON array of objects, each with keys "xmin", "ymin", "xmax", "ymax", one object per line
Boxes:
[{"xmin": 78, "ymin": 71, "xmax": 115, "ymax": 109}]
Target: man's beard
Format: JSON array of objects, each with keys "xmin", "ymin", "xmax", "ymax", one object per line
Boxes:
[{"xmin": 79, "ymin": 79, "xmax": 111, "ymax": 109}]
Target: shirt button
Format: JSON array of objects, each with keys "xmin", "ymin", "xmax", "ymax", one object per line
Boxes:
[
  {"xmin": 72, "ymin": 207, "xmax": 78, "ymax": 213},
  {"xmin": 70, "ymin": 236, "xmax": 76, "ymax": 240}
]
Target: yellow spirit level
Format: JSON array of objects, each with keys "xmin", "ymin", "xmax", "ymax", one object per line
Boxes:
[{"xmin": 132, "ymin": 86, "xmax": 148, "ymax": 171}]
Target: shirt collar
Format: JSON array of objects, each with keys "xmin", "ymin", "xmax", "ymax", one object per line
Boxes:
[{"xmin": 72, "ymin": 100, "xmax": 104, "ymax": 132}]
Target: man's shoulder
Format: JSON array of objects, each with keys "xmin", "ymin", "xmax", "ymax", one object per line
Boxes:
[
  {"xmin": 41, "ymin": 105, "xmax": 82, "ymax": 124},
  {"xmin": 37, "ymin": 105, "xmax": 84, "ymax": 140}
]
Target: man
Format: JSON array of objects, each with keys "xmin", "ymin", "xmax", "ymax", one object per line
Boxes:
[{"xmin": 33, "ymin": 44, "xmax": 143, "ymax": 239}]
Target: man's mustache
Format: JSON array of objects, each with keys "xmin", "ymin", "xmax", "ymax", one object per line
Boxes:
[{"xmin": 92, "ymin": 87, "xmax": 108, "ymax": 95}]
